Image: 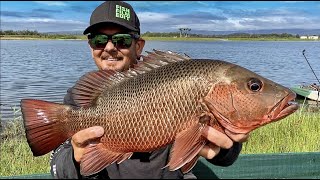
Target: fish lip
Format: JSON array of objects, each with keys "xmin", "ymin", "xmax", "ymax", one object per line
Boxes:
[{"xmin": 269, "ymin": 92, "xmax": 299, "ymax": 121}]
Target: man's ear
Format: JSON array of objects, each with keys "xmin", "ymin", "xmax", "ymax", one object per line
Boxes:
[{"xmin": 135, "ymin": 38, "xmax": 145, "ymax": 57}]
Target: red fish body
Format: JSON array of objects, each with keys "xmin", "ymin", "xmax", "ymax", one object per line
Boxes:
[{"xmin": 21, "ymin": 50, "xmax": 299, "ymax": 176}]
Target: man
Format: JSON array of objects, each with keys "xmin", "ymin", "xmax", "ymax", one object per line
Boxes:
[{"xmin": 50, "ymin": 1, "xmax": 249, "ymax": 179}]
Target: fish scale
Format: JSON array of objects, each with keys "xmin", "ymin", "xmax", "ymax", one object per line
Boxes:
[
  {"xmin": 20, "ymin": 49, "xmax": 298, "ymax": 176},
  {"xmin": 65, "ymin": 60, "xmax": 215, "ymax": 152}
]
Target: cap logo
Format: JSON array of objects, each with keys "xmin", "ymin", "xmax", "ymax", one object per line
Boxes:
[{"xmin": 115, "ymin": 4, "xmax": 130, "ymax": 21}]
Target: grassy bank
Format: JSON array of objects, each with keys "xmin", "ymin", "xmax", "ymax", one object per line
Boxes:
[
  {"xmin": 0, "ymin": 116, "xmax": 51, "ymax": 176},
  {"xmin": 0, "ymin": 105, "xmax": 319, "ymax": 176},
  {"xmin": 1, "ymin": 35, "xmax": 318, "ymax": 41},
  {"xmin": 242, "ymin": 106, "xmax": 320, "ymax": 154}
]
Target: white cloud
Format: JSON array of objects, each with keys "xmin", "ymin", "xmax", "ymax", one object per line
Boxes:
[
  {"xmin": 194, "ymin": 1, "xmax": 210, "ymax": 7},
  {"xmin": 154, "ymin": 13, "xmax": 320, "ymax": 32},
  {"xmin": 33, "ymin": 1, "xmax": 67, "ymax": 6},
  {"xmin": 0, "ymin": 17, "xmax": 87, "ymax": 32},
  {"xmin": 2, "ymin": 17, "xmax": 84, "ymax": 24},
  {"xmin": 242, "ymin": 16, "xmax": 319, "ymax": 29},
  {"xmin": 137, "ymin": 12, "xmax": 171, "ymax": 23},
  {"xmin": 283, "ymin": 1, "xmax": 305, "ymax": 3}
]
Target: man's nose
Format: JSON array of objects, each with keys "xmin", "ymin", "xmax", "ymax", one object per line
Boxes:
[{"xmin": 103, "ymin": 40, "xmax": 116, "ymax": 52}]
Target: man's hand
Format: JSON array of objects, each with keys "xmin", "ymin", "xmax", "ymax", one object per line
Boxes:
[
  {"xmin": 199, "ymin": 126, "xmax": 250, "ymax": 159},
  {"xmin": 71, "ymin": 126, "xmax": 105, "ymax": 163},
  {"xmin": 225, "ymin": 129, "xmax": 250, "ymax": 143}
]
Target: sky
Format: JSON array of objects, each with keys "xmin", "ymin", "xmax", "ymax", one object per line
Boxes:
[{"xmin": 1, "ymin": 1, "xmax": 320, "ymax": 33}]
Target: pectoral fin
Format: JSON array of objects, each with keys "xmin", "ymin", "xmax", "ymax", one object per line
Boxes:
[
  {"xmin": 164, "ymin": 123, "xmax": 207, "ymax": 173},
  {"xmin": 180, "ymin": 155, "xmax": 200, "ymax": 173},
  {"xmin": 80, "ymin": 143, "xmax": 133, "ymax": 176}
]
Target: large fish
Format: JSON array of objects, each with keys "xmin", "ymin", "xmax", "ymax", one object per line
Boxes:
[{"xmin": 20, "ymin": 49, "xmax": 298, "ymax": 176}]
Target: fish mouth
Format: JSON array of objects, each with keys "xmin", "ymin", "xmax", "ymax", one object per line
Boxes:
[{"xmin": 268, "ymin": 91, "xmax": 299, "ymax": 121}]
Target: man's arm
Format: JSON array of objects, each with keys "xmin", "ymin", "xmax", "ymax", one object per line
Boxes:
[
  {"xmin": 50, "ymin": 137, "xmax": 109, "ymax": 179},
  {"xmin": 50, "ymin": 139, "xmax": 81, "ymax": 179},
  {"xmin": 207, "ymin": 142, "xmax": 242, "ymax": 166}
]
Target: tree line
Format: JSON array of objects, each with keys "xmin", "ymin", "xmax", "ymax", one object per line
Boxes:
[
  {"xmin": 1, "ymin": 30, "xmax": 41, "ymax": 35},
  {"xmin": 142, "ymin": 31, "xmax": 303, "ymax": 38},
  {"xmin": 1, "ymin": 29, "xmax": 316, "ymax": 39},
  {"xmin": 0, "ymin": 30, "xmax": 81, "ymax": 39}
]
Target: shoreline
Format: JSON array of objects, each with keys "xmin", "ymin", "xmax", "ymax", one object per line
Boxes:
[
  {"xmin": 0, "ymin": 37, "xmax": 85, "ymax": 41},
  {"xmin": 1, "ymin": 36, "xmax": 319, "ymax": 42}
]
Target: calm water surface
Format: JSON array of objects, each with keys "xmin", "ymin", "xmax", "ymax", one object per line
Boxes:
[{"xmin": 1, "ymin": 40, "xmax": 319, "ymax": 120}]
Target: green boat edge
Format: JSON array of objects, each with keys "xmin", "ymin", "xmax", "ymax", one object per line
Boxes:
[
  {"xmin": 291, "ymin": 86, "xmax": 312, "ymax": 97},
  {"xmin": 1, "ymin": 152, "xmax": 320, "ymax": 179}
]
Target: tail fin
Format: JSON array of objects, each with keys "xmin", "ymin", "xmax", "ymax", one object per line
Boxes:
[{"xmin": 20, "ymin": 99, "xmax": 71, "ymax": 156}]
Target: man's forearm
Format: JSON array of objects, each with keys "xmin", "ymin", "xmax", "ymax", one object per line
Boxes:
[{"xmin": 50, "ymin": 139, "xmax": 80, "ymax": 179}]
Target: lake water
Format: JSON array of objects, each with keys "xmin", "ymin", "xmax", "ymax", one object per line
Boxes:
[{"xmin": 1, "ymin": 40, "xmax": 319, "ymax": 121}]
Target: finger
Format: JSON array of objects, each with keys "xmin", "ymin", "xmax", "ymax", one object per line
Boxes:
[
  {"xmin": 72, "ymin": 126, "xmax": 104, "ymax": 147},
  {"xmin": 201, "ymin": 126, "xmax": 233, "ymax": 149},
  {"xmin": 225, "ymin": 129, "xmax": 250, "ymax": 143},
  {"xmin": 198, "ymin": 143, "xmax": 220, "ymax": 159}
]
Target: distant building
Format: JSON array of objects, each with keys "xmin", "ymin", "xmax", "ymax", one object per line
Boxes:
[
  {"xmin": 308, "ymin": 35, "xmax": 319, "ymax": 40},
  {"xmin": 300, "ymin": 35, "xmax": 319, "ymax": 40}
]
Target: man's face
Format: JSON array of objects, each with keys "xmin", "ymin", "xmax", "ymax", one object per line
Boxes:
[{"xmin": 89, "ymin": 25, "xmax": 145, "ymax": 72}]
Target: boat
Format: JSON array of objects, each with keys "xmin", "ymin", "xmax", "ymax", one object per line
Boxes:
[{"xmin": 291, "ymin": 83, "xmax": 320, "ymax": 102}]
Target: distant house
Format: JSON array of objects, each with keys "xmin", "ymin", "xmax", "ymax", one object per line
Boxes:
[
  {"xmin": 308, "ymin": 35, "xmax": 319, "ymax": 40},
  {"xmin": 300, "ymin": 35, "xmax": 319, "ymax": 40}
]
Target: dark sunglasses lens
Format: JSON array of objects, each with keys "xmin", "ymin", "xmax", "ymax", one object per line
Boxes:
[
  {"xmin": 89, "ymin": 35, "xmax": 109, "ymax": 49},
  {"xmin": 112, "ymin": 34, "xmax": 133, "ymax": 49},
  {"xmin": 89, "ymin": 34, "xmax": 135, "ymax": 50}
]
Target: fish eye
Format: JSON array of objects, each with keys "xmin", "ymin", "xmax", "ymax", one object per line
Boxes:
[{"xmin": 248, "ymin": 78, "xmax": 263, "ymax": 92}]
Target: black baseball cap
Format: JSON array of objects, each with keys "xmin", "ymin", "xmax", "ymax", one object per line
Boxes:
[{"xmin": 83, "ymin": 1, "xmax": 140, "ymax": 35}]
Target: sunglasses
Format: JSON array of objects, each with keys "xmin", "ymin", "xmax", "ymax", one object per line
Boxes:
[{"xmin": 88, "ymin": 33, "xmax": 140, "ymax": 50}]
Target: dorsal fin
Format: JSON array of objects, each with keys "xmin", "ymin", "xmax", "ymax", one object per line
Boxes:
[
  {"xmin": 142, "ymin": 49, "xmax": 191, "ymax": 64},
  {"xmin": 71, "ymin": 49, "xmax": 191, "ymax": 107},
  {"xmin": 71, "ymin": 70, "xmax": 119, "ymax": 107}
]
